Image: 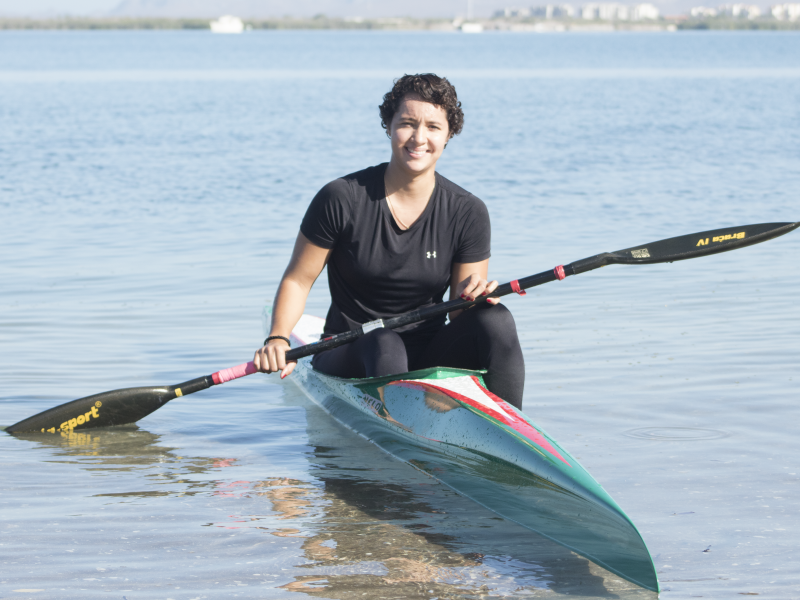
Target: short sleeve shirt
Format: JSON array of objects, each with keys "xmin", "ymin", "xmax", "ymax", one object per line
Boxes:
[{"xmin": 300, "ymin": 163, "xmax": 491, "ymax": 341}]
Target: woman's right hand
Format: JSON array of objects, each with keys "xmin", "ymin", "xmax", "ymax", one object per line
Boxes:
[
  {"xmin": 253, "ymin": 338, "xmax": 296, "ymax": 379},
  {"xmin": 257, "ymin": 232, "xmax": 332, "ymax": 380}
]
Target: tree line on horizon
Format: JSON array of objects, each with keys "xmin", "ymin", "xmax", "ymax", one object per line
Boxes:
[{"xmin": 1, "ymin": 14, "xmax": 799, "ymax": 30}]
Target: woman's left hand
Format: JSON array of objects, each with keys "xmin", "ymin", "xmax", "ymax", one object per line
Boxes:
[{"xmin": 455, "ymin": 273, "xmax": 500, "ymax": 305}]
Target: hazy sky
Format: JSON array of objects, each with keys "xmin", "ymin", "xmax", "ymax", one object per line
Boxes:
[
  {"xmin": 0, "ymin": 0, "xmax": 119, "ymax": 15},
  {"xmin": 4, "ymin": 0, "xmax": 495, "ymax": 18},
  {"xmin": 0, "ymin": 0, "xmax": 766, "ymax": 18}
]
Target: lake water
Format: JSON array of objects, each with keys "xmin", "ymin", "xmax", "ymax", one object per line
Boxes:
[{"xmin": 1, "ymin": 30, "xmax": 799, "ymax": 599}]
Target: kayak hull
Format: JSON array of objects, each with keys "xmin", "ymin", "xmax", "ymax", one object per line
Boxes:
[{"xmin": 278, "ymin": 312, "xmax": 659, "ymax": 592}]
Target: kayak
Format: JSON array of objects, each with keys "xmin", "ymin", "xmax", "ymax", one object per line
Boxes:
[{"xmin": 268, "ymin": 311, "xmax": 660, "ymax": 592}]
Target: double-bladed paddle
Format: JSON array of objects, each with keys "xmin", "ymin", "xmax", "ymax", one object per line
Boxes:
[{"xmin": 7, "ymin": 220, "xmax": 798, "ymax": 435}]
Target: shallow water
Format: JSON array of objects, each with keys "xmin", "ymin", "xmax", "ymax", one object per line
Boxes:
[{"xmin": 1, "ymin": 30, "xmax": 799, "ymax": 598}]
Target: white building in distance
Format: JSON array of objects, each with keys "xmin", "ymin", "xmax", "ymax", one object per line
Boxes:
[
  {"xmin": 631, "ymin": 3, "xmax": 660, "ymax": 18},
  {"xmin": 690, "ymin": 6, "xmax": 719, "ymax": 15},
  {"xmin": 498, "ymin": 7, "xmax": 533, "ymax": 16},
  {"xmin": 716, "ymin": 3, "xmax": 762, "ymax": 17},
  {"xmin": 497, "ymin": 4, "xmax": 658, "ymax": 19},
  {"xmin": 579, "ymin": 3, "xmax": 659, "ymax": 19},
  {"xmin": 771, "ymin": 3, "xmax": 800, "ymax": 19},
  {"xmin": 529, "ymin": 4, "xmax": 578, "ymax": 17}
]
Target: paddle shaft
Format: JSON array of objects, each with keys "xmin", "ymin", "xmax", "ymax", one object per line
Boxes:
[
  {"xmin": 283, "ymin": 267, "xmax": 563, "ymax": 360},
  {"xmin": 7, "ymin": 219, "xmax": 796, "ymax": 434},
  {"xmin": 95, "ymin": 267, "xmax": 563, "ymax": 407},
  {"xmin": 167, "ymin": 363, "xmax": 259, "ymax": 399},
  {"xmin": 286, "ymin": 220, "xmax": 799, "ymax": 360},
  {"xmin": 211, "ymin": 219, "xmax": 800, "ymax": 372}
]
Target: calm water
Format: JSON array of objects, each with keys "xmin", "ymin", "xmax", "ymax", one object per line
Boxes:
[{"xmin": 1, "ymin": 30, "xmax": 799, "ymax": 599}]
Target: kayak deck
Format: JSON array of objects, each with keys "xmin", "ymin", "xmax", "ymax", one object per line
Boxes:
[{"xmin": 273, "ymin": 311, "xmax": 659, "ymax": 592}]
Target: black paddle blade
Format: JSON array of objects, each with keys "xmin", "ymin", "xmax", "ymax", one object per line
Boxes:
[
  {"xmin": 614, "ymin": 221, "xmax": 800, "ymax": 264},
  {"xmin": 570, "ymin": 221, "xmax": 799, "ymax": 274},
  {"xmin": 6, "ymin": 386, "xmax": 178, "ymax": 434}
]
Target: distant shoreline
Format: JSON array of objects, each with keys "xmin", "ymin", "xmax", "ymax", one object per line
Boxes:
[{"xmin": 1, "ymin": 16, "xmax": 799, "ymax": 31}]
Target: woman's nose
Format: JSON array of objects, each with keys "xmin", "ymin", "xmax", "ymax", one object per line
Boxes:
[{"xmin": 410, "ymin": 125, "xmax": 427, "ymax": 144}]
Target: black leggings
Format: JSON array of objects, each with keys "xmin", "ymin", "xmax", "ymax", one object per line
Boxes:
[{"xmin": 311, "ymin": 303, "xmax": 525, "ymax": 409}]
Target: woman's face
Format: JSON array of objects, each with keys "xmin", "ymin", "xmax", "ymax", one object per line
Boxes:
[{"xmin": 388, "ymin": 95, "xmax": 450, "ymax": 177}]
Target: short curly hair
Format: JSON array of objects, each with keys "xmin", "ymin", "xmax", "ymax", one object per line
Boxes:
[{"xmin": 379, "ymin": 73, "xmax": 464, "ymax": 139}]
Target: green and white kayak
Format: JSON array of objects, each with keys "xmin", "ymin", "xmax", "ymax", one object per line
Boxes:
[{"xmin": 274, "ymin": 312, "xmax": 659, "ymax": 592}]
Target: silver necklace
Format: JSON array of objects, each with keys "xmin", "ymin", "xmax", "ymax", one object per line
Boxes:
[{"xmin": 386, "ymin": 194, "xmax": 411, "ymax": 230}]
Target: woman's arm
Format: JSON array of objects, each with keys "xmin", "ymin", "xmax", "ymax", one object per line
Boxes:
[
  {"xmin": 254, "ymin": 232, "xmax": 332, "ymax": 377},
  {"xmin": 448, "ymin": 259, "xmax": 500, "ymax": 321}
]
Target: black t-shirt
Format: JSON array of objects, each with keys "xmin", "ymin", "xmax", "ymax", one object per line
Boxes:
[{"xmin": 300, "ymin": 163, "xmax": 491, "ymax": 342}]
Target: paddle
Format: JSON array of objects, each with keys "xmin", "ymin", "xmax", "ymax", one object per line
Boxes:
[{"xmin": 7, "ymin": 220, "xmax": 797, "ymax": 435}]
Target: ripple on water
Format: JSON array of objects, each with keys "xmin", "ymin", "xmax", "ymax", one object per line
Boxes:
[{"xmin": 623, "ymin": 427, "xmax": 730, "ymax": 441}]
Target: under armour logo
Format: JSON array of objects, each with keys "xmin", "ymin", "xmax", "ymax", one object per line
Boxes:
[{"xmin": 426, "ymin": 251, "xmax": 437, "ymax": 259}]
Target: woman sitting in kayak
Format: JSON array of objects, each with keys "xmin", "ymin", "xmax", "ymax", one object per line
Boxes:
[{"xmin": 254, "ymin": 73, "xmax": 526, "ymax": 408}]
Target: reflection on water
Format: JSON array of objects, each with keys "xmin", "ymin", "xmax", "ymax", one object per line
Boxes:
[
  {"xmin": 6, "ymin": 404, "xmax": 653, "ymax": 598},
  {"xmin": 200, "ymin": 400, "xmax": 653, "ymax": 599},
  {"xmin": 292, "ymin": 403, "xmax": 654, "ymax": 598},
  {"xmin": 16, "ymin": 426, "xmax": 177, "ymax": 464},
  {"xmin": 13, "ymin": 426, "xmax": 238, "ymax": 499}
]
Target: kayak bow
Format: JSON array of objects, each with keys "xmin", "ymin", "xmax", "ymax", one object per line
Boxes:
[{"xmin": 279, "ymin": 311, "xmax": 660, "ymax": 592}]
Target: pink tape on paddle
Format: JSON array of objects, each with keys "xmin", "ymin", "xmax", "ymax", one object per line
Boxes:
[
  {"xmin": 212, "ymin": 361, "xmax": 257, "ymax": 385},
  {"xmin": 510, "ymin": 279, "xmax": 526, "ymax": 296},
  {"xmin": 554, "ymin": 265, "xmax": 566, "ymax": 280}
]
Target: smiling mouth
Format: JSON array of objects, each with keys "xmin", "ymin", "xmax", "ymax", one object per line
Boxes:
[{"xmin": 406, "ymin": 147, "xmax": 427, "ymax": 157}]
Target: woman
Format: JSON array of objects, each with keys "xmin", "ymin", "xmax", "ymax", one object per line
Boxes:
[{"xmin": 254, "ymin": 74, "xmax": 525, "ymax": 408}]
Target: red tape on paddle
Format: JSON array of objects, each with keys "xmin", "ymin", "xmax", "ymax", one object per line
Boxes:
[
  {"xmin": 554, "ymin": 265, "xmax": 565, "ymax": 280},
  {"xmin": 510, "ymin": 280, "xmax": 526, "ymax": 296}
]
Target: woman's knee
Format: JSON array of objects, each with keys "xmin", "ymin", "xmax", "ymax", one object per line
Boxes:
[
  {"xmin": 471, "ymin": 303, "xmax": 517, "ymax": 334},
  {"xmin": 362, "ymin": 327, "xmax": 405, "ymax": 352},
  {"xmin": 360, "ymin": 328, "xmax": 408, "ymax": 377},
  {"xmin": 467, "ymin": 304, "xmax": 522, "ymax": 357}
]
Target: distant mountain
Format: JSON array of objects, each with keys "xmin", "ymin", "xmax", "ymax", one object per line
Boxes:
[{"xmin": 109, "ymin": 0, "xmax": 485, "ymax": 19}]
